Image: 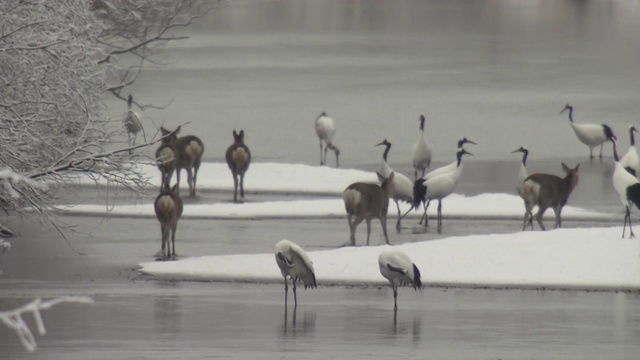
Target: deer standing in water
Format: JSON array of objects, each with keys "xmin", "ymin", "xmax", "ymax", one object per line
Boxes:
[
  {"xmin": 154, "ymin": 184, "xmax": 183, "ymax": 259},
  {"xmin": 225, "ymin": 130, "xmax": 251, "ymax": 202},
  {"xmin": 521, "ymin": 163, "xmax": 580, "ymax": 231},
  {"xmin": 343, "ymin": 172, "xmax": 395, "ymax": 246},
  {"xmin": 159, "ymin": 126, "xmax": 204, "ymax": 197}
]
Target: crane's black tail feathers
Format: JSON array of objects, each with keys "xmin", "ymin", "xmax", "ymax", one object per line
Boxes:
[
  {"xmin": 412, "ymin": 264, "xmax": 422, "ymax": 290},
  {"xmin": 626, "ymin": 183, "xmax": 640, "ymax": 210},
  {"xmin": 413, "ymin": 179, "xmax": 427, "ymax": 210},
  {"xmin": 305, "ymin": 272, "xmax": 317, "ymax": 289}
]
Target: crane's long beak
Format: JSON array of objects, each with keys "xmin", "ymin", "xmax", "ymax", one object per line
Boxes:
[
  {"xmin": 466, "ymin": 139, "xmax": 477, "ymax": 145},
  {"xmin": 511, "ymin": 148, "xmax": 523, "ymax": 153},
  {"xmin": 375, "ymin": 140, "xmax": 386, "ymax": 147}
]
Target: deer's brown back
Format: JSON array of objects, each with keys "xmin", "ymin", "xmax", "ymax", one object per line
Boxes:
[
  {"xmin": 175, "ymin": 135, "xmax": 204, "ymax": 168},
  {"xmin": 155, "ymin": 143, "xmax": 178, "ymax": 172},
  {"xmin": 526, "ymin": 173, "xmax": 572, "ymax": 207},
  {"xmin": 226, "ymin": 143, "xmax": 251, "ymax": 174},
  {"xmin": 154, "ymin": 190, "xmax": 184, "ymax": 225},
  {"xmin": 344, "ymin": 182, "xmax": 389, "ymax": 218}
]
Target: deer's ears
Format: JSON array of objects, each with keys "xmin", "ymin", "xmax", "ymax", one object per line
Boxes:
[
  {"xmin": 562, "ymin": 163, "xmax": 580, "ymax": 173},
  {"xmin": 171, "ymin": 184, "xmax": 179, "ymax": 193},
  {"xmin": 233, "ymin": 129, "xmax": 245, "ymax": 141},
  {"xmin": 161, "ymin": 126, "xmax": 180, "ymax": 136}
]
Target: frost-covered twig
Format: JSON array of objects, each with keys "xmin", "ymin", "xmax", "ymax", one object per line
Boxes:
[{"xmin": 0, "ymin": 296, "xmax": 94, "ymax": 353}]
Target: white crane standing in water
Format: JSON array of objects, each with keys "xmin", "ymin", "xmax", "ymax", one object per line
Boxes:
[
  {"xmin": 314, "ymin": 112, "xmax": 340, "ymax": 167},
  {"xmin": 412, "ymin": 114, "xmax": 432, "ymax": 179},
  {"xmin": 378, "ymin": 248, "xmax": 422, "ymax": 310},
  {"xmin": 560, "ymin": 103, "xmax": 616, "ymax": 159},
  {"xmin": 275, "ymin": 239, "xmax": 317, "ymax": 307}
]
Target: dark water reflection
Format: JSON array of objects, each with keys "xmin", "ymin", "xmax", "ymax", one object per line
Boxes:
[{"xmin": 281, "ymin": 305, "xmax": 317, "ymax": 338}]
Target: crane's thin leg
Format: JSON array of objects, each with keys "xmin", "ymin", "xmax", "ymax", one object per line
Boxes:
[
  {"xmin": 437, "ymin": 200, "xmax": 443, "ymax": 233},
  {"xmin": 319, "ymin": 140, "xmax": 323, "ymax": 165},
  {"xmin": 395, "ymin": 200, "xmax": 402, "ymax": 230},
  {"xmin": 420, "ymin": 200, "xmax": 431, "ymax": 227},
  {"xmin": 293, "ymin": 281, "xmax": 298, "ymax": 308},
  {"xmin": 599, "ymin": 144, "xmax": 604, "ymax": 159},
  {"xmin": 629, "ymin": 209, "xmax": 635, "ymax": 238},
  {"xmin": 393, "ymin": 285, "xmax": 398, "ymax": 310},
  {"xmin": 623, "ymin": 206, "xmax": 634, "ymax": 238},
  {"xmin": 398, "ymin": 205, "xmax": 413, "ymax": 231},
  {"xmin": 284, "ymin": 280, "xmax": 288, "ymax": 306}
]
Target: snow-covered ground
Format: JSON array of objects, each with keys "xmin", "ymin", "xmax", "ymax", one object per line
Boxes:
[
  {"xmin": 77, "ymin": 162, "xmax": 638, "ymax": 291},
  {"xmin": 139, "ymin": 227, "xmax": 640, "ymax": 291}
]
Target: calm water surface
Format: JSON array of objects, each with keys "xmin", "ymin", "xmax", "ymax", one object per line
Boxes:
[
  {"xmin": 119, "ymin": 0, "xmax": 640, "ymax": 167},
  {"xmin": 3, "ymin": 0, "xmax": 640, "ymax": 358}
]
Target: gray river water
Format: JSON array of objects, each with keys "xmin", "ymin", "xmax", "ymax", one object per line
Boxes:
[{"xmin": 3, "ymin": 0, "xmax": 640, "ymax": 358}]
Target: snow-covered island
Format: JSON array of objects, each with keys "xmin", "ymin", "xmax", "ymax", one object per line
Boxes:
[{"xmin": 68, "ymin": 162, "xmax": 638, "ymax": 291}]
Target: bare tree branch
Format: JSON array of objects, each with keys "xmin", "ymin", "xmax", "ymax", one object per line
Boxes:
[
  {"xmin": 0, "ymin": 0, "xmax": 210, "ymax": 237},
  {"xmin": 0, "ymin": 297, "xmax": 94, "ymax": 353}
]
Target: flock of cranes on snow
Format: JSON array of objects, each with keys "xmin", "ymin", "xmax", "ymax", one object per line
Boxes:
[
  {"xmin": 321, "ymin": 104, "xmax": 640, "ymax": 245},
  {"xmin": 283, "ymin": 104, "xmax": 640, "ymax": 309},
  {"xmin": 125, "ymin": 98, "xmax": 640, "ymax": 309}
]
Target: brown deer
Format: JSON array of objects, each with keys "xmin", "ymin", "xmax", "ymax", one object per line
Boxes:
[
  {"xmin": 343, "ymin": 172, "xmax": 395, "ymax": 246},
  {"xmin": 521, "ymin": 163, "xmax": 580, "ymax": 231},
  {"xmin": 225, "ymin": 130, "xmax": 251, "ymax": 202},
  {"xmin": 159, "ymin": 126, "xmax": 205, "ymax": 197},
  {"xmin": 154, "ymin": 184, "xmax": 184, "ymax": 259},
  {"xmin": 155, "ymin": 142, "xmax": 178, "ymax": 191}
]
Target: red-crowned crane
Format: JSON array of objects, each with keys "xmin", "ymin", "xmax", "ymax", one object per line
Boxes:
[
  {"xmin": 560, "ymin": 104, "xmax": 616, "ymax": 159},
  {"xmin": 421, "ymin": 137, "xmax": 476, "ymax": 181},
  {"xmin": 512, "ymin": 146, "xmax": 533, "ymax": 230},
  {"xmin": 378, "ymin": 248, "xmax": 422, "ymax": 310},
  {"xmin": 611, "ymin": 139, "xmax": 640, "ymax": 238},
  {"xmin": 123, "ymin": 94, "xmax": 145, "ymax": 154},
  {"xmin": 275, "ymin": 239, "xmax": 317, "ymax": 307},
  {"xmin": 376, "ymin": 139, "xmax": 415, "ymax": 231},
  {"xmin": 413, "ymin": 148, "xmax": 473, "ymax": 232},
  {"xmin": 315, "ymin": 112, "xmax": 340, "ymax": 167},
  {"xmin": 619, "ymin": 125, "xmax": 640, "ymax": 177},
  {"xmin": 412, "ymin": 115, "xmax": 432, "ymax": 179}
]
